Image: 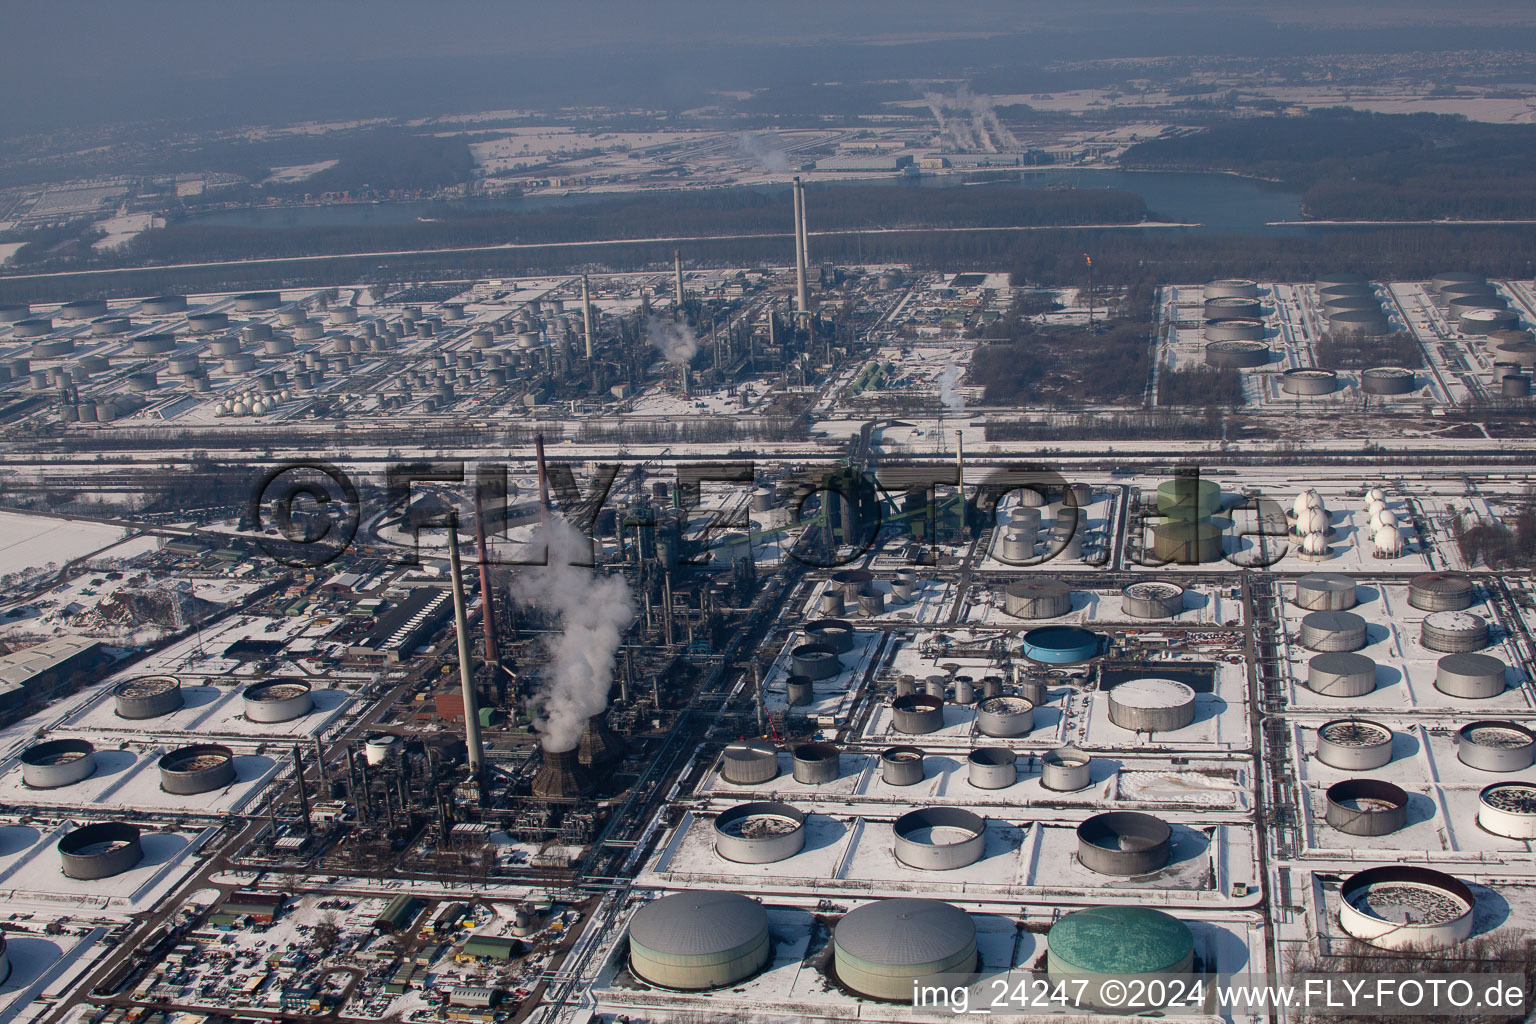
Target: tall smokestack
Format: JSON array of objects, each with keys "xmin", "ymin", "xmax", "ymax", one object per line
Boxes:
[
  {"xmin": 956, "ymin": 430, "xmax": 967, "ymax": 529},
  {"xmin": 292, "ymin": 743, "xmax": 312, "ymax": 834},
  {"xmin": 581, "ymin": 274, "xmax": 594, "ymax": 361},
  {"xmin": 792, "ymin": 178, "xmax": 809, "ymax": 317},
  {"xmin": 474, "ymin": 488, "xmax": 500, "ymax": 667},
  {"xmin": 448, "ymin": 517, "xmax": 486, "ymax": 779},
  {"xmin": 535, "ymin": 433, "xmax": 551, "ymax": 535},
  {"xmin": 674, "ymin": 251, "xmax": 685, "ymax": 314}
]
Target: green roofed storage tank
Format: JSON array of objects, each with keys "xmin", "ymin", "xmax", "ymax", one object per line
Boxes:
[
  {"xmin": 1047, "ymin": 906, "xmax": 1194, "ymax": 1011},
  {"xmin": 628, "ymin": 890, "xmax": 771, "ymax": 990},
  {"xmin": 833, "ymin": 898, "xmax": 977, "ymax": 1002},
  {"xmin": 1156, "ymin": 477, "xmax": 1222, "ymax": 520}
]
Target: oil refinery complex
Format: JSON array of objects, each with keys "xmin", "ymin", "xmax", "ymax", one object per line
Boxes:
[{"xmin": 2, "ymin": 231, "xmax": 1536, "ymax": 1024}]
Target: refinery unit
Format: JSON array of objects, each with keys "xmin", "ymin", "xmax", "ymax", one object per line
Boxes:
[{"xmin": 1, "ymin": 247, "xmax": 1536, "ymax": 1022}]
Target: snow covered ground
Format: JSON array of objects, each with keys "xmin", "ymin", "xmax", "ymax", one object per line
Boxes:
[{"xmin": 0, "ymin": 513, "xmax": 132, "ymax": 577}]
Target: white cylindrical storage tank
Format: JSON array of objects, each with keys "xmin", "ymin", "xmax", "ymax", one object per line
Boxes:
[
  {"xmin": 627, "ymin": 890, "xmax": 772, "ymax": 990},
  {"xmin": 185, "ymin": 312, "xmax": 229, "ymax": 334},
  {"xmin": 1003, "ymin": 579, "xmax": 1072, "ymax": 619},
  {"xmin": 1338, "ymin": 866, "xmax": 1474, "ymax": 950},
  {"xmin": 57, "ymin": 822, "xmax": 144, "ymax": 880},
  {"xmin": 1409, "ymin": 572, "xmax": 1475, "ymax": 611},
  {"xmin": 712, "ymin": 801, "xmax": 806, "ymax": 864},
  {"xmin": 242, "ymin": 679, "xmax": 313, "ymax": 722},
  {"xmin": 141, "ymin": 295, "xmax": 187, "ymax": 315},
  {"xmin": 966, "ymin": 746, "xmax": 1016, "ymax": 789},
  {"xmin": 1282, "ymin": 367, "xmax": 1338, "ymax": 395},
  {"xmin": 1477, "ymin": 782, "xmax": 1536, "ymax": 838},
  {"xmin": 999, "ymin": 531, "xmax": 1033, "ymax": 562},
  {"xmin": 923, "ymin": 675, "xmax": 947, "ymax": 700},
  {"xmin": 58, "ymin": 298, "xmax": 108, "ymax": 320},
  {"xmin": 1107, "ymin": 679, "xmax": 1196, "ymax": 732},
  {"xmin": 1076, "ymin": 812, "xmax": 1172, "ymax": 875},
  {"xmin": 720, "ymin": 739, "xmax": 779, "ymax": 785},
  {"xmin": 856, "ymin": 588, "xmax": 886, "ymax": 616},
  {"xmin": 1421, "ymin": 612, "xmax": 1489, "ymax": 654},
  {"xmin": 880, "ymin": 746, "xmax": 925, "ymax": 786},
  {"xmin": 1204, "ymin": 278, "xmax": 1260, "ymax": 299},
  {"xmin": 1457, "ymin": 721, "xmax": 1536, "ymax": 772},
  {"xmin": 1205, "ymin": 339, "xmax": 1270, "ymax": 366},
  {"xmin": 1041, "ymin": 745, "xmax": 1093, "ymax": 791},
  {"xmin": 235, "ymin": 292, "xmax": 281, "ymax": 311},
  {"xmin": 1295, "ymin": 573, "xmax": 1357, "ymax": 610},
  {"xmin": 1359, "ymin": 366, "xmax": 1417, "ymax": 395},
  {"xmin": 892, "ymin": 694, "xmax": 944, "ymax": 734},
  {"xmin": 90, "ymin": 316, "xmax": 130, "ymax": 336},
  {"xmin": 1306, "ymin": 652, "xmax": 1377, "ymax": 697},
  {"xmin": 1316, "ymin": 719, "xmax": 1395, "ymax": 770},
  {"xmin": 832, "ymin": 899, "xmax": 976, "ymax": 1003},
  {"xmin": 13, "ymin": 318, "xmax": 52, "ymax": 337},
  {"xmin": 791, "ymin": 742, "xmax": 840, "ymax": 784},
  {"xmin": 789, "ymin": 643, "xmax": 840, "ymax": 680},
  {"xmin": 1299, "ymin": 610, "xmax": 1368, "ymax": 652},
  {"xmin": 158, "ymin": 743, "xmax": 237, "ymax": 795},
  {"xmin": 329, "ymin": 307, "xmax": 357, "ymax": 325},
  {"xmin": 1121, "ymin": 580, "xmax": 1185, "ymax": 619},
  {"xmin": 786, "ymin": 677, "xmax": 814, "ymax": 706},
  {"xmin": 114, "ymin": 675, "xmax": 183, "ymax": 719},
  {"xmin": 20, "ymin": 738, "xmax": 98, "ymax": 789},
  {"xmin": 1047, "ymin": 907, "xmax": 1193, "ymax": 1012},
  {"xmin": 1325, "ymin": 779, "xmax": 1409, "ymax": 836},
  {"xmin": 223, "ymin": 353, "xmax": 257, "ymax": 373},
  {"xmin": 819, "ymin": 590, "xmax": 845, "ymax": 616},
  {"xmin": 892, "ymin": 808, "xmax": 986, "ymax": 870},
  {"xmin": 1434, "ymin": 652, "xmax": 1505, "ymax": 696},
  {"xmin": 364, "ymin": 733, "xmax": 401, "ymax": 766},
  {"xmin": 974, "ymin": 695, "xmax": 1034, "ymax": 738}
]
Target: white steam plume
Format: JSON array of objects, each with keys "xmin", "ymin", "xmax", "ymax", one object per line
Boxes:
[
  {"xmin": 938, "ymin": 365, "xmax": 965, "ymax": 411},
  {"xmin": 646, "ymin": 316, "xmax": 698, "ymax": 365},
  {"xmin": 510, "ymin": 518, "xmax": 635, "ymax": 752},
  {"xmin": 738, "ymin": 131, "xmax": 790, "ymax": 172}
]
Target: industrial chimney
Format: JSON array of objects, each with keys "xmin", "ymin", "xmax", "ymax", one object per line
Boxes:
[
  {"xmin": 447, "ymin": 516, "xmax": 486, "ymax": 780},
  {"xmin": 581, "ymin": 274, "xmax": 595, "ymax": 361},
  {"xmin": 792, "ymin": 177, "xmax": 810, "ymax": 318}
]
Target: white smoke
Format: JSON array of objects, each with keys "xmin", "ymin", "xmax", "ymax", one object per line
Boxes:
[
  {"xmin": 738, "ymin": 131, "xmax": 790, "ymax": 172},
  {"xmin": 938, "ymin": 365, "xmax": 965, "ymax": 412},
  {"xmin": 510, "ymin": 518, "xmax": 635, "ymax": 752},
  {"xmin": 646, "ymin": 316, "xmax": 698, "ymax": 365},
  {"xmin": 922, "ymin": 86, "xmax": 1018, "ymax": 153}
]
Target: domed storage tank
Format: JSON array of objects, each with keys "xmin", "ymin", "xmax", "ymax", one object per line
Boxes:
[
  {"xmin": 234, "ymin": 292, "xmax": 281, "ymax": 312},
  {"xmin": 1338, "ymin": 866, "xmax": 1474, "ymax": 950},
  {"xmin": 1477, "ymin": 782, "xmax": 1536, "ymax": 839},
  {"xmin": 1047, "ymin": 907, "xmax": 1193, "ymax": 1012},
  {"xmin": 628, "ymin": 890, "xmax": 772, "ymax": 990},
  {"xmin": 833, "ymin": 899, "xmax": 976, "ymax": 1002},
  {"xmin": 1457, "ymin": 721, "xmax": 1536, "ymax": 772},
  {"xmin": 1204, "ymin": 278, "xmax": 1259, "ymax": 299},
  {"xmin": 114, "ymin": 675, "xmax": 183, "ymax": 719},
  {"xmin": 1107, "ymin": 679, "xmax": 1196, "ymax": 733},
  {"xmin": 791, "ymin": 742, "xmax": 840, "ymax": 784},
  {"xmin": 974, "ymin": 696, "xmax": 1034, "ymax": 738},
  {"xmin": 1360, "ymin": 367, "xmax": 1417, "ymax": 395},
  {"xmin": 58, "ymin": 821, "xmax": 143, "ymax": 880},
  {"xmin": 242, "ymin": 679, "xmax": 313, "ymax": 722},
  {"xmin": 789, "ymin": 643, "xmax": 841, "ymax": 680},
  {"xmin": 967, "ymin": 747, "xmax": 1016, "ymax": 789},
  {"xmin": 1205, "ymin": 339, "xmax": 1270, "ymax": 367},
  {"xmin": 893, "ymin": 808, "xmax": 986, "ymax": 870},
  {"xmin": 880, "ymin": 746, "xmax": 925, "ymax": 786},
  {"xmin": 1299, "ymin": 611, "xmax": 1368, "ymax": 652},
  {"xmin": 1434, "ymin": 652, "xmax": 1505, "ymax": 695},
  {"xmin": 20, "ymin": 738, "xmax": 97, "ymax": 789},
  {"xmin": 364, "ymin": 733, "xmax": 400, "ymax": 766},
  {"xmin": 1295, "ymin": 573, "xmax": 1358, "ymax": 611},
  {"xmin": 1282, "ymin": 367, "xmax": 1338, "ymax": 396},
  {"xmin": 1076, "ymin": 811, "xmax": 1172, "ymax": 875},
  {"xmin": 805, "ymin": 619, "xmax": 854, "ymax": 654},
  {"xmin": 1306, "ymin": 652, "xmax": 1377, "ymax": 697},
  {"xmin": 1409, "ymin": 573, "xmax": 1475, "ymax": 611},
  {"xmin": 1421, "ymin": 612, "xmax": 1489, "ymax": 653},
  {"xmin": 1325, "ymin": 779, "xmax": 1409, "ymax": 836},
  {"xmin": 1020, "ymin": 625, "xmax": 1100, "ymax": 664},
  {"xmin": 713, "ymin": 802, "xmax": 806, "ymax": 864},
  {"xmin": 1042, "ymin": 745, "xmax": 1093, "ymax": 791},
  {"xmin": 892, "ymin": 694, "xmax": 944, "ymax": 734},
  {"xmin": 159, "ymin": 743, "xmax": 236, "ymax": 795},
  {"xmin": 1122, "ymin": 581, "xmax": 1184, "ymax": 619},
  {"xmin": 1003, "ymin": 579, "xmax": 1072, "ymax": 619},
  {"xmin": 1317, "ymin": 719, "xmax": 1396, "ymax": 770}
]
